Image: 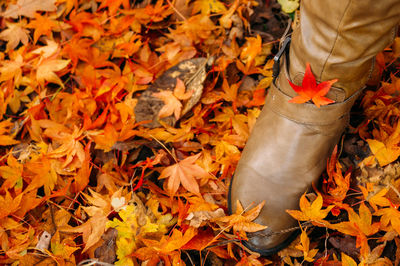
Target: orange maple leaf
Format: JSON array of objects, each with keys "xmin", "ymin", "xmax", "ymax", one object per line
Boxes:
[
  {"xmin": 287, "ymin": 192, "xmax": 334, "ymax": 225},
  {"xmin": 323, "ymin": 146, "xmax": 351, "ymax": 208},
  {"xmin": 36, "ymin": 58, "xmax": 70, "ymax": 88},
  {"xmin": 331, "ymin": 203, "xmax": 380, "ymax": 258},
  {"xmin": 0, "ymin": 120, "xmax": 20, "ymax": 146},
  {"xmin": 375, "ymin": 206, "xmax": 400, "ymax": 235},
  {"xmin": 135, "ymin": 227, "xmax": 197, "ymax": 263},
  {"xmin": 213, "ymin": 200, "xmax": 267, "ymax": 237},
  {"xmin": 158, "ymin": 153, "xmax": 210, "ymax": 196},
  {"xmin": 0, "ymin": 153, "xmax": 23, "ymax": 192},
  {"xmin": 153, "ymin": 91, "xmax": 182, "ymax": 120},
  {"xmin": 26, "ymin": 13, "xmax": 56, "ymax": 44},
  {"xmin": 153, "ymin": 78, "xmax": 192, "ymax": 120},
  {"xmin": 99, "ymin": 0, "xmax": 130, "ymax": 15},
  {"xmin": 240, "ymin": 35, "xmax": 262, "ymax": 69},
  {"xmin": 237, "ymin": 253, "xmax": 270, "ymax": 266},
  {"xmin": 173, "ymin": 78, "xmax": 192, "ymax": 100},
  {"xmin": 288, "ymin": 63, "xmax": 337, "ymax": 107},
  {"xmin": 0, "ymin": 190, "xmax": 23, "ymax": 219},
  {"xmin": 61, "ymin": 189, "xmax": 112, "ymax": 252}
]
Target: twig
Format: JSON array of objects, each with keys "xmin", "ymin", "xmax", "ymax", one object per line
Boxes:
[
  {"xmin": 149, "ymin": 134, "xmax": 178, "ymax": 163},
  {"xmin": 166, "ymin": 0, "xmax": 187, "ymax": 21},
  {"xmin": 389, "ymin": 183, "xmax": 400, "ymax": 199},
  {"xmin": 185, "ymin": 57, "xmax": 209, "ymax": 86},
  {"xmin": 48, "ymin": 201, "xmax": 58, "ymax": 235},
  {"xmin": 324, "ymin": 227, "xmax": 329, "ymax": 259},
  {"xmin": 184, "ymin": 250, "xmax": 195, "ymax": 266},
  {"xmin": 204, "ymin": 238, "xmax": 240, "ymax": 249},
  {"xmin": 201, "ymin": 249, "xmax": 211, "ymax": 266}
]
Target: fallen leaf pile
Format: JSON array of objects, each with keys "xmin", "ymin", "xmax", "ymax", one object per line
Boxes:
[{"xmin": 0, "ymin": 0, "xmax": 400, "ymax": 264}]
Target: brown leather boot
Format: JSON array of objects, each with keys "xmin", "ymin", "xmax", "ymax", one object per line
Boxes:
[{"xmin": 228, "ymin": 0, "xmax": 400, "ymax": 256}]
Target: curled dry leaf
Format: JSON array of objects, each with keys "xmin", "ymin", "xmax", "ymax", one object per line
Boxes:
[
  {"xmin": 35, "ymin": 231, "xmax": 52, "ymax": 251},
  {"xmin": 213, "ymin": 200, "xmax": 267, "ymax": 236},
  {"xmin": 186, "ymin": 208, "xmax": 225, "ymax": 228}
]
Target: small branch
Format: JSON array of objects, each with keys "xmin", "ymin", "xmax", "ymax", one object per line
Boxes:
[
  {"xmin": 166, "ymin": 0, "xmax": 187, "ymax": 21},
  {"xmin": 149, "ymin": 134, "xmax": 178, "ymax": 163},
  {"xmin": 184, "ymin": 250, "xmax": 195, "ymax": 266}
]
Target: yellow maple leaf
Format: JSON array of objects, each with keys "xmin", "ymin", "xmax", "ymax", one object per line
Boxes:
[
  {"xmin": 366, "ymin": 139, "xmax": 400, "ymax": 166},
  {"xmin": 359, "ymin": 185, "xmax": 391, "ymax": 211},
  {"xmin": 36, "ymin": 58, "xmax": 70, "ymax": 88},
  {"xmin": 331, "ymin": 204, "xmax": 380, "ymax": 258},
  {"xmin": 296, "ymin": 229, "xmax": 318, "ymax": 262},
  {"xmin": 366, "ymin": 121, "xmax": 400, "ymax": 166},
  {"xmin": 192, "ymin": 0, "xmax": 227, "ymax": 15},
  {"xmin": 287, "ymin": 192, "xmax": 334, "ymax": 224},
  {"xmin": 240, "ymin": 35, "xmax": 262, "ymax": 68},
  {"xmin": 341, "ymin": 252, "xmax": 358, "ymax": 266},
  {"xmin": 375, "ymin": 206, "xmax": 400, "ymax": 235}
]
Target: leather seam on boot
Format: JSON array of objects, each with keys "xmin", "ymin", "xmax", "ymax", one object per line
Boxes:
[
  {"xmin": 303, "ymin": 122, "xmax": 347, "ymax": 136},
  {"xmin": 319, "ymin": 0, "xmax": 353, "ymax": 83},
  {"xmin": 266, "ymin": 83, "xmax": 361, "ymax": 126}
]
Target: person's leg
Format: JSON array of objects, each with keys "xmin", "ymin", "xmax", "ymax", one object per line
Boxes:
[{"xmin": 229, "ymin": 0, "xmax": 400, "ymax": 255}]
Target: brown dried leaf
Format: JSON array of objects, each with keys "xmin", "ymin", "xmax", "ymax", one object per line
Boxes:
[
  {"xmin": 0, "ymin": 22, "xmax": 29, "ymax": 51},
  {"xmin": 2, "ymin": 0, "xmax": 57, "ymax": 18}
]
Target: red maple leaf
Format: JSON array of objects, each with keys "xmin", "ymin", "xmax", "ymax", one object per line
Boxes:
[{"xmin": 288, "ymin": 63, "xmax": 337, "ymax": 107}]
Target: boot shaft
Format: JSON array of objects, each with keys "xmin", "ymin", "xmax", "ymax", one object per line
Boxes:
[{"xmin": 286, "ymin": 0, "xmax": 400, "ymax": 100}]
